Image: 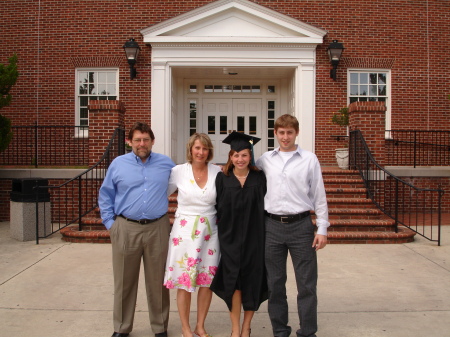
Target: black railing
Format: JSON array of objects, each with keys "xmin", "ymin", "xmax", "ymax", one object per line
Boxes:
[
  {"xmin": 34, "ymin": 128, "xmax": 125, "ymax": 243},
  {"xmin": 350, "ymin": 130, "xmax": 443, "ymax": 245},
  {"xmin": 386, "ymin": 130, "xmax": 450, "ymax": 167},
  {"xmin": 0, "ymin": 124, "xmax": 89, "ymax": 167}
]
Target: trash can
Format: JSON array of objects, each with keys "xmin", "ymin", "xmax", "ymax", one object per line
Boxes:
[
  {"xmin": 10, "ymin": 178, "xmax": 51, "ymax": 241},
  {"xmin": 10, "ymin": 178, "xmax": 50, "ymax": 202}
]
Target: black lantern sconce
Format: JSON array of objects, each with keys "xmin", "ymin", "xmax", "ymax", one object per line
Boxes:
[
  {"xmin": 123, "ymin": 38, "xmax": 141, "ymax": 80},
  {"xmin": 327, "ymin": 40, "xmax": 344, "ymax": 81}
]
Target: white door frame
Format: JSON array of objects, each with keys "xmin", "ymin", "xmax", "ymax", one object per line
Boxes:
[{"xmin": 151, "ymin": 57, "xmax": 317, "ymax": 158}]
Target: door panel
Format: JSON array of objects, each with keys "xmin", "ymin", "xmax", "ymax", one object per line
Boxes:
[
  {"xmin": 232, "ymin": 99, "xmax": 262, "ymax": 160},
  {"xmin": 203, "ymin": 99, "xmax": 232, "ymax": 163},
  {"xmin": 203, "ymin": 98, "xmax": 262, "ymax": 164}
]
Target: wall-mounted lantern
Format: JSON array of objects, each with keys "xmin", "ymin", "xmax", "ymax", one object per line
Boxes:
[
  {"xmin": 327, "ymin": 40, "xmax": 344, "ymax": 81},
  {"xmin": 123, "ymin": 38, "xmax": 141, "ymax": 80}
]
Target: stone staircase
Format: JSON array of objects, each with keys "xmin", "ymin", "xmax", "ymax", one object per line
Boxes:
[{"xmin": 60, "ymin": 167, "xmax": 416, "ymax": 244}]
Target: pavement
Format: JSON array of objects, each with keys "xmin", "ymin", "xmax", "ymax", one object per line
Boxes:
[{"xmin": 1, "ymin": 221, "xmax": 449, "ymax": 337}]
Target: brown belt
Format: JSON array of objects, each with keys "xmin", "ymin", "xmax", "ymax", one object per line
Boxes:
[
  {"xmin": 119, "ymin": 214, "xmax": 164, "ymax": 225},
  {"xmin": 265, "ymin": 211, "xmax": 310, "ymax": 224}
]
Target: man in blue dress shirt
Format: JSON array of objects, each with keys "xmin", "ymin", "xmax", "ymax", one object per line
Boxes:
[{"xmin": 99, "ymin": 122, "xmax": 175, "ymax": 337}]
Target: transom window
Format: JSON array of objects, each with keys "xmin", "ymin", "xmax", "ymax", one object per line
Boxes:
[
  {"xmin": 204, "ymin": 84, "xmax": 261, "ymax": 93},
  {"xmin": 76, "ymin": 69, "xmax": 118, "ymax": 133},
  {"xmin": 349, "ymin": 71, "xmax": 388, "ymax": 103}
]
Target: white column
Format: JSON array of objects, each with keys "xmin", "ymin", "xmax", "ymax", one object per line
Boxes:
[
  {"xmin": 295, "ymin": 63, "xmax": 316, "ymax": 152},
  {"xmin": 151, "ymin": 62, "xmax": 172, "ymax": 156}
]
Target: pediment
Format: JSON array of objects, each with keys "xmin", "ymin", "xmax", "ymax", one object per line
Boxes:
[{"xmin": 141, "ymin": 0, "xmax": 326, "ymax": 44}]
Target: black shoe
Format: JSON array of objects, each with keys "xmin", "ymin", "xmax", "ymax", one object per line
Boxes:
[
  {"xmin": 111, "ymin": 333, "xmax": 129, "ymax": 337},
  {"xmin": 155, "ymin": 332, "xmax": 168, "ymax": 337}
]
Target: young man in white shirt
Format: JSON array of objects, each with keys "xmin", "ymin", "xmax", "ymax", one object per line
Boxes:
[{"xmin": 256, "ymin": 114, "xmax": 329, "ymax": 337}]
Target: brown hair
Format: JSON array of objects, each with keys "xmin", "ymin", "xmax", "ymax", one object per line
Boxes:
[
  {"xmin": 274, "ymin": 114, "xmax": 299, "ymax": 133},
  {"xmin": 186, "ymin": 133, "xmax": 214, "ymax": 163},
  {"xmin": 223, "ymin": 149, "xmax": 259, "ymax": 176},
  {"xmin": 128, "ymin": 122, "xmax": 155, "ymax": 141}
]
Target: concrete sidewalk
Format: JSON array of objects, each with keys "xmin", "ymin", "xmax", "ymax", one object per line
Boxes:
[{"xmin": 1, "ymin": 221, "xmax": 449, "ymax": 337}]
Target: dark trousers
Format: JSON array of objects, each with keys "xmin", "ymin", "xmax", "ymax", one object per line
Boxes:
[{"xmin": 265, "ymin": 215, "xmax": 318, "ymax": 337}]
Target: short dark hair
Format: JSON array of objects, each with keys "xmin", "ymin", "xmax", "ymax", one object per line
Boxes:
[
  {"xmin": 128, "ymin": 122, "xmax": 155, "ymax": 141},
  {"xmin": 274, "ymin": 114, "xmax": 299, "ymax": 133}
]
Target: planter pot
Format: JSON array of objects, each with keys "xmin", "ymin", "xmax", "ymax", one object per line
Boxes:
[{"xmin": 335, "ymin": 148, "xmax": 349, "ymax": 169}]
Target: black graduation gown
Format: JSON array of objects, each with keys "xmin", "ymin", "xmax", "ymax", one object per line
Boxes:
[{"xmin": 210, "ymin": 169, "xmax": 268, "ymax": 311}]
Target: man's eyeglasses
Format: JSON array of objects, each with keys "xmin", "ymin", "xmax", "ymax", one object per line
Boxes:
[{"xmin": 132, "ymin": 138, "xmax": 152, "ymax": 144}]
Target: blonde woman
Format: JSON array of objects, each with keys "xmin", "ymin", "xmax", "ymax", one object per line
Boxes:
[{"xmin": 164, "ymin": 133, "xmax": 221, "ymax": 337}]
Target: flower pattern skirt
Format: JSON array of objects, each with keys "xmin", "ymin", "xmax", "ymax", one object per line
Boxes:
[{"xmin": 163, "ymin": 213, "xmax": 220, "ymax": 292}]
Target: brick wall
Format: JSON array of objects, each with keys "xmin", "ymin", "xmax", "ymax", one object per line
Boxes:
[
  {"xmin": 0, "ymin": 0, "xmax": 449, "ymax": 167},
  {"xmin": 390, "ymin": 176, "xmax": 450, "ymax": 213}
]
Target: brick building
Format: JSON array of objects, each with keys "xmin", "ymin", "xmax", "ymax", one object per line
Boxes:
[{"xmin": 1, "ymin": 0, "xmax": 449, "ymax": 223}]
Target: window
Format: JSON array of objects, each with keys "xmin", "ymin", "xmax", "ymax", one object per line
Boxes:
[
  {"xmin": 204, "ymin": 84, "xmax": 261, "ymax": 93},
  {"xmin": 348, "ymin": 71, "xmax": 388, "ymax": 103},
  {"xmin": 76, "ymin": 69, "xmax": 118, "ymax": 135},
  {"xmin": 348, "ymin": 69, "xmax": 391, "ymax": 133},
  {"xmin": 267, "ymin": 100, "xmax": 276, "ymax": 150}
]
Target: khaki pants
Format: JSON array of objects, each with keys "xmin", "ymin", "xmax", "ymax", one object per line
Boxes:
[{"xmin": 110, "ymin": 215, "xmax": 170, "ymax": 334}]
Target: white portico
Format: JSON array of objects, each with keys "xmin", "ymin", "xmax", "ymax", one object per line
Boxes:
[{"xmin": 141, "ymin": 0, "xmax": 327, "ymax": 163}]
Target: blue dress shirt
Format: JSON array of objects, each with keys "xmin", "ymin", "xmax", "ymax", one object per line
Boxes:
[{"xmin": 98, "ymin": 151, "xmax": 175, "ymax": 229}]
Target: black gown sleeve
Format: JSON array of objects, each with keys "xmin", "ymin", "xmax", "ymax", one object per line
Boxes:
[{"xmin": 215, "ymin": 172, "xmax": 224, "ymax": 221}]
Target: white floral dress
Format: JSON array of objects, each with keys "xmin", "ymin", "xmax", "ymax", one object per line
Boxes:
[{"xmin": 163, "ymin": 162, "xmax": 221, "ymax": 292}]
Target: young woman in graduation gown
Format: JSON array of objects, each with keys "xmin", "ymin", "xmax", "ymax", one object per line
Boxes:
[{"xmin": 210, "ymin": 132, "xmax": 268, "ymax": 337}]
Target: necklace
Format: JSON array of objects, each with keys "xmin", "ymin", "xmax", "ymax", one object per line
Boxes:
[
  {"xmin": 193, "ymin": 166, "xmax": 207, "ymax": 180},
  {"xmin": 233, "ymin": 169, "xmax": 249, "ymax": 179}
]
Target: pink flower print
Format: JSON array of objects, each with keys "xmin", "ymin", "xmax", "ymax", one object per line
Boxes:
[
  {"xmin": 209, "ymin": 266, "xmax": 218, "ymax": 276},
  {"xmin": 172, "ymin": 237, "xmax": 180, "ymax": 246},
  {"xmin": 187, "ymin": 257, "xmax": 197, "ymax": 268},
  {"xmin": 180, "ymin": 219, "xmax": 187, "ymax": 227},
  {"xmin": 177, "ymin": 273, "xmax": 191, "ymax": 289},
  {"xmin": 200, "ymin": 217, "xmax": 205, "ymax": 223},
  {"xmin": 208, "ymin": 249, "xmax": 214, "ymax": 255},
  {"xmin": 204, "ymin": 234, "xmax": 211, "ymax": 241},
  {"xmin": 195, "ymin": 230, "xmax": 201, "ymax": 236},
  {"xmin": 169, "ymin": 266, "xmax": 173, "ymax": 271},
  {"xmin": 196, "ymin": 248, "xmax": 201, "ymax": 252},
  {"xmin": 196, "ymin": 258, "xmax": 202, "ymax": 264},
  {"xmin": 196, "ymin": 272, "xmax": 212, "ymax": 286},
  {"xmin": 164, "ymin": 280, "xmax": 174, "ymax": 289}
]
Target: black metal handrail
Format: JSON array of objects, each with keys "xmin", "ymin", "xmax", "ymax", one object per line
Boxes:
[
  {"xmin": 350, "ymin": 129, "xmax": 443, "ymax": 245},
  {"xmin": 386, "ymin": 130, "xmax": 450, "ymax": 167},
  {"xmin": 0, "ymin": 124, "xmax": 89, "ymax": 167},
  {"xmin": 34, "ymin": 128, "xmax": 125, "ymax": 243}
]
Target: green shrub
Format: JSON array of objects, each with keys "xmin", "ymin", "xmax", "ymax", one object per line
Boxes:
[{"xmin": 331, "ymin": 107, "xmax": 349, "ymax": 127}]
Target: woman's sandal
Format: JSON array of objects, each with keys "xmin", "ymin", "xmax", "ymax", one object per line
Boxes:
[
  {"xmin": 240, "ymin": 328, "xmax": 251, "ymax": 337},
  {"xmin": 193, "ymin": 333, "xmax": 212, "ymax": 337}
]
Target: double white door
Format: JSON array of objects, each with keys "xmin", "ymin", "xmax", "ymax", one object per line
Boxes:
[{"xmin": 202, "ymin": 98, "xmax": 262, "ymax": 164}]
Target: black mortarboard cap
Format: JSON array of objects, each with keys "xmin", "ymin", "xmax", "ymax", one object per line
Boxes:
[{"xmin": 222, "ymin": 131, "xmax": 261, "ymax": 152}]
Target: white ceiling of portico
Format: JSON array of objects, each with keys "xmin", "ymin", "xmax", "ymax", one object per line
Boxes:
[{"xmin": 141, "ymin": 0, "xmax": 327, "ymax": 44}]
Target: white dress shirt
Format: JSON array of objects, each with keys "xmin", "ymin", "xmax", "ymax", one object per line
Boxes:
[{"xmin": 256, "ymin": 146, "xmax": 330, "ymax": 236}]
